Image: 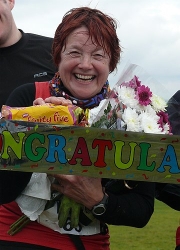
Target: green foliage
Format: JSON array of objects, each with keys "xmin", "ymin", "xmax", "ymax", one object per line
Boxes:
[
  {"xmin": 91, "ymin": 101, "xmax": 117, "ymax": 129},
  {"xmin": 109, "ymin": 200, "xmax": 180, "ymax": 250}
]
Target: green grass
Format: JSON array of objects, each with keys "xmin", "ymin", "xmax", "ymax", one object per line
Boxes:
[{"xmin": 109, "ymin": 200, "xmax": 180, "ymax": 250}]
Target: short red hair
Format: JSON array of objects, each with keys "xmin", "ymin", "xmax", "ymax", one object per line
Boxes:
[{"xmin": 52, "ymin": 7, "xmax": 121, "ymax": 72}]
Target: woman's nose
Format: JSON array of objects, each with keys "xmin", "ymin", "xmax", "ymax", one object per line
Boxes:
[{"xmin": 78, "ymin": 55, "xmax": 93, "ymax": 69}]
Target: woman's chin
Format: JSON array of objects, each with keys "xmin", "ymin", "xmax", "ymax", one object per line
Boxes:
[{"xmin": 72, "ymin": 88, "xmax": 97, "ymax": 100}]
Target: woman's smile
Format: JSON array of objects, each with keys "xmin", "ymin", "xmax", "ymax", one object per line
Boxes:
[
  {"xmin": 73, "ymin": 73, "xmax": 96, "ymax": 85},
  {"xmin": 74, "ymin": 74, "xmax": 95, "ymax": 81}
]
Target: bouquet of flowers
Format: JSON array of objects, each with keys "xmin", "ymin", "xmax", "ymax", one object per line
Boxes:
[{"xmin": 89, "ymin": 64, "xmax": 171, "ymax": 135}]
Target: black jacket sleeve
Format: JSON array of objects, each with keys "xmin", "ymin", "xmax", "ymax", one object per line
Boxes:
[
  {"xmin": 5, "ymin": 82, "xmax": 36, "ymax": 107},
  {"xmin": 96, "ymin": 180, "xmax": 155, "ymax": 228},
  {"xmin": 156, "ymin": 183, "xmax": 180, "ymax": 211},
  {"xmin": 0, "ymin": 83, "xmax": 35, "ymax": 204},
  {"xmin": 155, "ymin": 91, "xmax": 180, "ymax": 211}
]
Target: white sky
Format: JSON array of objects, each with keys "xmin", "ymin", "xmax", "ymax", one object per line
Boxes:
[{"xmin": 13, "ymin": 0, "xmax": 180, "ymax": 100}]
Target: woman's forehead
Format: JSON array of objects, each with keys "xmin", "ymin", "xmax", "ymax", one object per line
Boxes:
[{"xmin": 66, "ymin": 27, "xmax": 106, "ymax": 49}]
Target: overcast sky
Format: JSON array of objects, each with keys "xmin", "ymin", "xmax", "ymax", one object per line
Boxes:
[{"xmin": 13, "ymin": 0, "xmax": 180, "ymax": 100}]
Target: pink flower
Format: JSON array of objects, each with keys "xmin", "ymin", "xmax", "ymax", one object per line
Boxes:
[
  {"xmin": 136, "ymin": 85, "xmax": 152, "ymax": 106},
  {"xmin": 157, "ymin": 111, "xmax": 169, "ymax": 123},
  {"xmin": 122, "ymin": 75, "xmax": 141, "ymax": 89},
  {"xmin": 157, "ymin": 111, "xmax": 172, "ymax": 132}
]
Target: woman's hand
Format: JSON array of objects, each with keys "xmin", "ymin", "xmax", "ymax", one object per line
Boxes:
[
  {"xmin": 51, "ymin": 174, "xmax": 104, "ymax": 210},
  {"xmin": 33, "ymin": 97, "xmax": 72, "ymax": 106}
]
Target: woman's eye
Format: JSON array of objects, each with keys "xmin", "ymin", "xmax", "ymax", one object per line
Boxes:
[
  {"xmin": 69, "ymin": 51, "xmax": 81, "ymax": 58},
  {"xmin": 93, "ymin": 54, "xmax": 104, "ymax": 60}
]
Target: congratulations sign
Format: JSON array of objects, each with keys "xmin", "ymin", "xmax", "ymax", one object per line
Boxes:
[{"xmin": 0, "ymin": 119, "xmax": 180, "ymax": 184}]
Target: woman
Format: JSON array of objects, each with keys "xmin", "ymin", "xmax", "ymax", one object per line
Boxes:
[{"xmin": 0, "ymin": 7, "xmax": 155, "ymax": 250}]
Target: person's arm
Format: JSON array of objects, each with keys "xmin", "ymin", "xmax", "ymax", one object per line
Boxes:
[
  {"xmin": 98, "ymin": 181, "xmax": 155, "ymax": 228},
  {"xmin": 156, "ymin": 183, "xmax": 180, "ymax": 211},
  {"xmin": 0, "ymin": 83, "xmax": 35, "ymax": 204},
  {"xmin": 155, "ymin": 91, "xmax": 180, "ymax": 211},
  {"xmin": 5, "ymin": 83, "xmax": 36, "ymax": 107}
]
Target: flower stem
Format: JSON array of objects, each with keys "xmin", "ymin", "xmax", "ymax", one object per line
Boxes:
[{"xmin": 8, "ymin": 215, "xmax": 30, "ymax": 236}]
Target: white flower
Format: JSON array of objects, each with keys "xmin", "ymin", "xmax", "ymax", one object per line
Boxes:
[
  {"xmin": 122, "ymin": 107, "xmax": 141, "ymax": 132},
  {"xmin": 143, "ymin": 105, "xmax": 157, "ymax": 116},
  {"xmin": 150, "ymin": 94, "xmax": 167, "ymax": 112},
  {"xmin": 163, "ymin": 123, "xmax": 171, "ymax": 134},
  {"xmin": 117, "ymin": 86, "xmax": 139, "ymax": 109},
  {"xmin": 139, "ymin": 112, "xmax": 162, "ymax": 134}
]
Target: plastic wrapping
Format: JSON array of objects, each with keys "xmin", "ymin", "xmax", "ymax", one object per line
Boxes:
[{"xmin": 1, "ymin": 103, "xmax": 88, "ymax": 126}]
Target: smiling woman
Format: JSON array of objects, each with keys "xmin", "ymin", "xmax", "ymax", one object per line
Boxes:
[{"xmin": 0, "ymin": 6, "xmax": 155, "ymax": 250}]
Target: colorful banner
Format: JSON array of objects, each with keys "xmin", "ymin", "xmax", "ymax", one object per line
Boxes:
[{"xmin": 0, "ymin": 119, "xmax": 180, "ymax": 184}]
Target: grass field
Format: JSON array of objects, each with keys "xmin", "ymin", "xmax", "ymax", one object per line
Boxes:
[{"xmin": 109, "ymin": 199, "xmax": 180, "ymax": 250}]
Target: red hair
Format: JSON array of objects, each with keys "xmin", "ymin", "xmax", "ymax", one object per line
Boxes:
[{"xmin": 52, "ymin": 7, "xmax": 121, "ymax": 72}]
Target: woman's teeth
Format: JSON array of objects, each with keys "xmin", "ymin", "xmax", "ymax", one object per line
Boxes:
[{"xmin": 75, "ymin": 74, "xmax": 94, "ymax": 80}]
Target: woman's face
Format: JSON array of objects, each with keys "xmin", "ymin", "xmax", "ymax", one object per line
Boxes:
[{"xmin": 58, "ymin": 26, "xmax": 110, "ymax": 99}]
